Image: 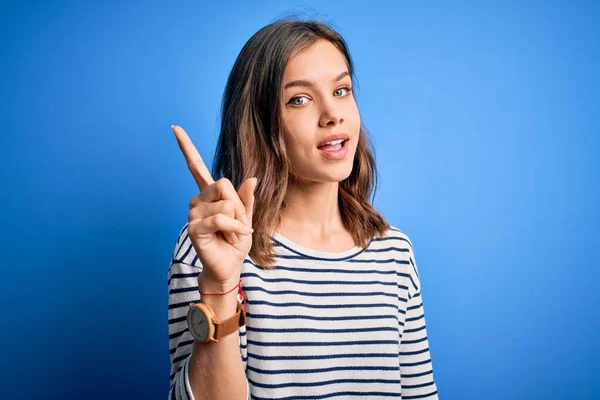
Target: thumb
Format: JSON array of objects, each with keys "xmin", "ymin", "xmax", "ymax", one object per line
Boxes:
[{"xmin": 238, "ymin": 177, "xmax": 258, "ymax": 226}]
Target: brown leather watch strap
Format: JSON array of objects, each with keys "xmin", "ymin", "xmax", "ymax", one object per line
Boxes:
[{"xmin": 213, "ymin": 302, "xmax": 247, "ymax": 341}]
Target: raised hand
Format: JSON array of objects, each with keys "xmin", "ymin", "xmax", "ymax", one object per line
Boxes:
[{"xmin": 172, "ymin": 125, "xmax": 257, "ymax": 292}]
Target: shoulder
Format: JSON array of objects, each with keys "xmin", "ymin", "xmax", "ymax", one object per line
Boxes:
[
  {"xmin": 380, "ymin": 224, "xmax": 415, "ymax": 251},
  {"xmin": 380, "ymin": 225, "xmax": 421, "ymax": 295}
]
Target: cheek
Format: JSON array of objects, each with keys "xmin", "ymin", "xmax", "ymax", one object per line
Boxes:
[
  {"xmin": 283, "ymin": 127, "xmax": 312, "ymax": 161},
  {"xmin": 284, "ymin": 113, "xmax": 316, "ymax": 145},
  {"xmin": 346, "ymin": 101, "xmax": 361, "ymax": 124},
  {"xmin": 288, "ymin": 108, "xmax": 318, "ymax": 128}
]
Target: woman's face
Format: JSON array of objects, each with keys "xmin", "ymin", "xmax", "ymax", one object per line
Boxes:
[{"xmin": 281, "ymin": 39, "xmax": 360, "ymax": 184}]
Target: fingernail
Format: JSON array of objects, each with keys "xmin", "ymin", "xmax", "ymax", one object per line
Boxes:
[
  {"xmin": 241, "ymin": 214, "xmax": 250, "ymax": 226},
  {"xmin": 243, "ymin": 226, "xmax": 254, "ymax": 233}
]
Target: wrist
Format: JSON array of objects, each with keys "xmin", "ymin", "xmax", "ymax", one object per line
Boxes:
[
  {"xmin": 198, "ymin": 276, "xmax": 241, "ymax": 319},
  {"xmin": 198, "ymin": 274, "xmax": 240, "ymax": 294}
]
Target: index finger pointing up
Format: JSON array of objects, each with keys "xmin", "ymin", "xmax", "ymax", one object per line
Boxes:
[{"xmin": 172, "ymin": 125, "xmax": 215, "ymax": 191}]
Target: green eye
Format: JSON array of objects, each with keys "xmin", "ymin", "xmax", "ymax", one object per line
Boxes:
[
  {"xmin": 334, "ymin": 87, "xmax": 352, "ymax": 97},
  {"xmin": 288, "ymin": 96, "xmax": 309, "ymax": 106}
]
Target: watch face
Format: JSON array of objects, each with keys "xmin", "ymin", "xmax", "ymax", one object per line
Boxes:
[{"xmin": 187, "ymin": 307, "xmax": 209, "ymax": 341}]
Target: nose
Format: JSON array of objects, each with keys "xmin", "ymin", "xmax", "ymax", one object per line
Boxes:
[{"xmin": 318, "ymin": 98, "xmax": 344, "ymax": 127}]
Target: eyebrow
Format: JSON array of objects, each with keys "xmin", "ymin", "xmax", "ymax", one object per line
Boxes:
[{"xmin": 284, "ymin": 71, "xmax": 350, "ymax": 90}]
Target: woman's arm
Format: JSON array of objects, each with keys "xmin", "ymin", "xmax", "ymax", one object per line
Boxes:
[{"xmin": 167, "ymin": 228, "xmax": 249, "ymax": 400}]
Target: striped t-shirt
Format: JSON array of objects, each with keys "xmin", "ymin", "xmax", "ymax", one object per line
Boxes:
[{"xmin": 168, "ymin": 223, "xmax": 439, "ymax": 399}]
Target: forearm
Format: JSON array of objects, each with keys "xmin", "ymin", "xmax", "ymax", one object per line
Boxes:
[{"xmin": 188, "ymin": 282, "xmax": 248, "ymax": 400}]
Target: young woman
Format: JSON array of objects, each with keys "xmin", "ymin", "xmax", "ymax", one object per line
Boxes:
[{"xmin": 168, "ymin": 19, "xmax": 438, "ymax": 400}]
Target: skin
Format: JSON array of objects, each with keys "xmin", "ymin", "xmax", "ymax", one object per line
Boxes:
[{"xmin": 278, "ymin": 39, "xmax": 361, "ymax": 251}]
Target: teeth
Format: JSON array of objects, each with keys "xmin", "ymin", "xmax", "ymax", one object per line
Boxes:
[{"xmin": 325, "ymin": 139, "xmax": 344, "ymax": 145}]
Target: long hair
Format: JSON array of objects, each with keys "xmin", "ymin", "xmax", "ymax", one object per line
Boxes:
[{"xmin": 212, "ymin": 18, "xmax": 390, "ymax": 269}]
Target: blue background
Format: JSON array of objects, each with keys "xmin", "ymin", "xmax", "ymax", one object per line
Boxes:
[{"xmin": 1, "ymin": 1, "xmax": 598, "ymax": 399}]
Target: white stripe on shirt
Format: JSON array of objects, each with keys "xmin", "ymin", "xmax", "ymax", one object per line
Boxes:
[{"xmin": 167, "ymin": 224, "xmax": 438, "ymax": 399}]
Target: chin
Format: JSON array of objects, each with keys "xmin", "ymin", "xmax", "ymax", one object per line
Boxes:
[
  {"xmin": 318, "ymin": 165, "xmax": 354, "ymax": 183},
  {"xmin": 291, "ymin": 167, "xmax": 352, "ymax": 185}
]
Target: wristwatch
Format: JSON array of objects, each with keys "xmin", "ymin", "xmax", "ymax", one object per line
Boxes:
[{"xmin": 187, "ymin": 301, "xmax": 246, "ymax": 343}]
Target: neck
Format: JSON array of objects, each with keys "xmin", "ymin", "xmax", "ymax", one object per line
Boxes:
[{"xmin": 278, "ymin": 177, "xmax": 345, "ymax": 240}]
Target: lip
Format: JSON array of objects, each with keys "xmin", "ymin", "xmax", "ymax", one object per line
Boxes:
[
  {"xmin": 316, "ymin": 133, "xmax": 350, "ymax": 148},
  {"xmin": 317, "ymin": 139, "xmax": 349, "ymax": 160}
]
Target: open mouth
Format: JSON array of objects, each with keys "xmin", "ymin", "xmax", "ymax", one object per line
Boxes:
[{"xmin": 317, "ymin": 139, "xmax": 347, "ymax": 152}]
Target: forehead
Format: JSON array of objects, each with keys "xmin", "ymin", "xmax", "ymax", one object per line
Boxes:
[{"xmin": 284, "ymin": 40, "xmax": 349, "ymax": 81}]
